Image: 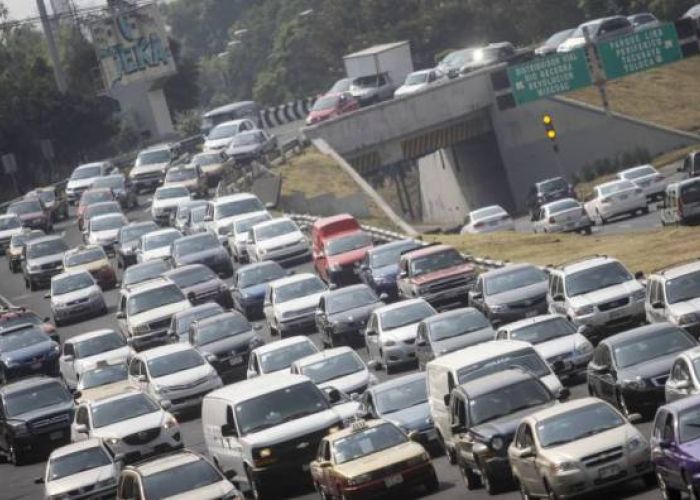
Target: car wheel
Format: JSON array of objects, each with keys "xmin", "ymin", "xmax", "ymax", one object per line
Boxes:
[
  {"xmin": 688, "ymin": 482, "xmax": 700, "ymax": 500},
  {"xmin": 596, "ymin": 210, "xmax": 606, "ymax": 225},
  {"xmin": 642, "ymin": 206, "xmax": 650, "ymax": 215},
  {"xmin": 245, "ymin": 465, "xmax": 264, "ymax": 500},
  {"xmin": 657, "ymin": 471, "xmax": 681, "ymax": 500},
  {"xmin": 478, "ymin": 460, "xmax": 501, "ymax": 494},
  {"xmin": 584, "ymin": 225, "xmax": 592, "ymax": 235},
  {"xmin": 544, "ymin": 479, "xmax": 560, "ymax": 500},
  {"xmin": 27, "ymin": 279, "xmax": 35, "ymax": 292},
  {"xmin": 424, "ymin": 469, "xmax": 439, "ymax": 493},
  {"xmin": 460, "ymin": 463, "xmax": 482, "ymax": 490},
  {"xmin": 8, "ymin": 440, "xmax": 25, "ymax": 466}
]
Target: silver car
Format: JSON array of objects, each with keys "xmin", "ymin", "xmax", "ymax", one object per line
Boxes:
[
  {"xmin": 48, "ymin": 270, "xmax": 107, "ymax": 326},
  {"xmin": 533, "ymin": 198, "xmax": 593, "ymax": 235}
]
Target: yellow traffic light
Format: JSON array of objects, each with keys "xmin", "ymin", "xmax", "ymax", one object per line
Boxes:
[
  {"xmin": 547, "ymin": 130, "xmax": 557, "ymax": 140},
  {"xmin": 543, "ymin": 114, "xmax": 552, "ymax": 125}
]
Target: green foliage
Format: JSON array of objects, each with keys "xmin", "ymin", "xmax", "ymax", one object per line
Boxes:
[
  {"xmin": 174, "ymin": 109, "xmax": 203, "ymax": 137},
  {"xmin": 576, "ymin": 147, "xmax": 652, "ymax": 182}
]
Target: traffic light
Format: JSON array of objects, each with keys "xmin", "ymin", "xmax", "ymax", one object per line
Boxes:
[{"xmin": 542, "ymin": 114, "xmax": 559, "ymax": 152}]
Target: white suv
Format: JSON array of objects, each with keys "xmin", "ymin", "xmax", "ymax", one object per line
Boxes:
[
  {"xmin": 116, "ymin": 277, "xmax": 192, "ymax": 351},
  {"xmin": 547, "ymin": 255, "xmax": 646, "ymax": 343},
  {"xmin": 205, "ymin": 193, "xmax": 268, "ymax": 245},
  {"xmin": 645, "ymin": 260, "xmax": 700, "ymax": 337}
]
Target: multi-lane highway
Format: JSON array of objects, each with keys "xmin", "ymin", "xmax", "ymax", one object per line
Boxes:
[{"xmin": 0, "ymin": 194, "xmax": 663, "ymax": 500}]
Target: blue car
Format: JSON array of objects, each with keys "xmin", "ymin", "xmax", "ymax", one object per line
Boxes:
[
  {"xmin": 232, "ymin": 261, "xmax": 288, "ymax": 319},
  {"xmin": 357, "ymin": 239, "xmax": 422, "ymax": 299},
  {"xmin": 0, "ymin": 326, "xmax": 60, "ymax": 384}
]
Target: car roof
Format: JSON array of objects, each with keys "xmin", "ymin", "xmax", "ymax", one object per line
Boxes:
[
  {"xmin": 123, "ymin": 221, "xmax": 158, "ymax": 230},
  {"xmin": 129, "ymin": 449, "xmax": 205, "ymax": 476},
  {"xmin": 429, "ymin": 340, "xmax": 533, "ymax": 370},
  {"xmin": 269, "ymin": 272, "xmax": 320, "ymax": 288},
  {"xmin": 253, "ymin": 217, "xmax": 295, "ymax": 230},
  {"xmin": 374, "ymin": 298, "xmax": 429, "ymax": 314},
  {"xmin": 530, "ymin": 397, "xmax": 606, "ymax": 424},
  {"xmin": 143, "ymin": 228, "xmax": 181, "ymax": 239},
  {"xmin": 651, "ymin": 259, "xmax": 700, "ymax": 279},
  {"xmin": 457, "ymin": 369, "xmax": 537, "ymax": 398},
  {"xmin": 602, "ymin": 322, "xmax": 684, "ymax": 346},
  {"xmin": 207, "ymin": 372, "xmax": 311, "ymax": 403},
  {"xmin": 326, "ymin": 419, "xmax": 389, "ymax": 442},
  {"xmin": 27, "ymin": 234, "xmax": 64, "ymax": 245},
  {"xmin": 139, "ymin": 143, "xmax": 173, "ymax": 153},
  {"xmin": 76, "ymin": 161, "xmax": 108, "ymax": 170},
  {"xmin": 500, "ymin": 314, "xmax": 565, "ymax": 331},
  {"xmin": 322, "ymin": 283, "xmax": 373, "ymax": 299},
  {"xmin": 65, "ymin": 245, "xmax": 105, "ymax": 256},
  {"xmin": 471, "ymin": 205, "xmax": 505, "ymax": 215},
  {"xmin": 89, "ymin": 387, "xmax": 145, "ymax": 406},
  {"xmin": 401, "ymin": 244, "xmax": 454, "ymax": 260},
  {"xmin": 620, "ymin": 164, "xmax": 656, "ymax": 174},
  {"xmin": 237, "ymin": 260, "xmax": 283, "ymax": 274},
  {"xmin": 669, "ymin": 177, "xmax": 700, "ymax": 190},
  {"xmin": 556, "ymin": 255, "xmax": 618, "ymax": 274},
  {"xmin": 66, "ymin": 328, "xmax": 118, "ymax": 344},
  {"xmin": 253, "ymin": 336, "xmax": 314, "ymax": 355},
  {"xmin": 86, "ymin": 201, "xmax": 120, "ymax": 210},
  {"xmin": 542, "ymin": 198, "xmax": 580, "ymax": 210},
  {"xmin": 294, "ymin": 346, "xmax": 355, "ymax": 368},
  {"xmin": 661, "ymin": 393, "xmax": 700, "ymax": 414},
  {"xmin": 196, "ymin": 310, "xmax": 246, "ymax": 328},
  {"xmin": 137, "ymin": 342, "xmax": 195, "ymax": 361},
  {"xmin": 0, "ymin": 213, "xmax": 18, "ymax": 220},
  {"xmin": 49, "ymin": 438, "xmax": 106, "ymax": 460},
  {"xmin": 52, "ymin": 269, "xmax": 93, "ymax": 281},
  {"xmin": 212, "ymin": 118, "xmax": 250, "ymax": 129},
  {"xmin": 123, "ymin": 277, "xmax": 174, "ymax": 295},
  {"xmin": 480, "ymin": 262, "xmax": 538, "ymax": 278},
  {"xmin": 369, "ymin": 371, "xmax": 425, "ymax": 394},
  {"xmin": 203, "ymin": 101, "xmax": 257, "ymax": 117},
  {"xmin": 0, "ymin": 375, "xmax": 61, "ymax": 395},
  {"xmin": 597, "ymin": 179, "xmax": 634, "ymax": 190},
  {"xmin": 311, "ymin": 214, "xmax": 355, "ymax": 228},
  {"xmin": 155, "ymin": 185, "xmax": 189, "ymax": 195},
  {"xmin": 90, "ymin": 213, "xmax": 124, "ymax": 222},
  {"xmin": 165, "ymin": 263, "xmax": 210, "ymax": 277}
]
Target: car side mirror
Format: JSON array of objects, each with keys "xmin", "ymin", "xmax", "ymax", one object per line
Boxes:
[
  {"xmin": 576, "ymin": 325, "xmax": 590, "ymax": 335},
  {"xmin": 515, "ymin": 446, "xmax": 535, "ymax": 459},
  {"xmin": 137, "ymin": 374, "xmax": 147, "ymax": 383},
  {"xmin": 115, "ymin": 311, "xmax": 125, "ymax": 319},
  {"xmin": 471, "ymin": 292, "xmax": 483, "ymax": 301},
  {"xmin": 74, "ymin": 423, "xmax": 88, "ymax": 434},
  {"xmin": 676, "ymin": 380, "xmax": 692, "ymax": 390},
  {"xmin": 160, "ymin": 400, "xmax": 172, "ymax": 411},
  {"xmin": 221, "ymin": 423, "xmax": 238, "ymax": 437},
  {"xmin": 378, "ymin": 292, "xmax": 388, "ymax": 301},
  {"xmin": 315, "ymin": 309, "xmax": 323, "ymax": 317},
  {"xmin": 416, "ymin": 338, "xmax": 427, "ymax": 347},
  {"xmin": 318, "ymin": 460, "xmax": 332, "ymax": 468},
  {"xmin": 652, "ymin": 301, "xmax": 665, "ymax": 309},
  {"xmin": 73, "ymin": 390, "xmax": 82, "ymax": 400},
  {"xmin": 204, "ymin": 215, "xmax": 213, "ymax": 222},
  {"xmin": 557, "ymin": 388, "xmax": 570, "ymax": 401},
  {"xmin": 443, "ymin": 394, "xmax": 451, "ymax": 407},
  {"xmin": 34, "ymin": 477, "xmax": 45, "ymax": 484},
  {"xmin": 634, "ymin": 271, "xmax": 645, "ymax": 280},
  {"xmin": 628, "ymin": 413, "xmax": 642, "ymax": 424},
  {"xmin": 327, "ymin": 388, "xmax": 342, "ymax": 405},
  {"xmin": 62, "ymin": 354, "xmax": 74, "ymax": 363},
  {"xmin": 43, "ymin": 292, "xmax": 51, "ymax": 299},
  {"xmin": 552, "ymin": 294, "xmax": 565, "ymax": 302},
  {"xmin": 329, "ymin": 283, "xmax": 338, "ymax": 291},
  {"xmin": 451, "ymin": 422, "xmax": 465, "ymax": 434},
  {"xmin": 366, "ymin": 330, "xmax": 377, "ymax": 336},
  {"xmin": 407, "ymin": 431, "xmax": 421, "ymax": 443},
  {"xmin": 398, "ymin": 271, "xmax": 408, "ymax": 279},
  {"xmin": 658, "ymin": 439, "xmax": 672, "ymax": 449}
]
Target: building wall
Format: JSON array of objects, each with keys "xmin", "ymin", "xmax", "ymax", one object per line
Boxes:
[{"xmin": 418, "ymin": 149, "xmax": 469, "ymax": 225}]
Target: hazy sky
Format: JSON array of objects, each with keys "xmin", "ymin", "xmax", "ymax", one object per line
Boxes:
[{"xmin": 4, "ymin": 0, "xmax": 106, "ymax": 20}]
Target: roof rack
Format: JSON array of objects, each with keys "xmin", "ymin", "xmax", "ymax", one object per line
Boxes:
[
  {"xmin": 652, "ymin": 257, "xmax": 700, "ymax": 275},
  {"xmin": 123, "ymin": 276, "xmax": 169, "ymax": 293},
  {"xmin": 556, "ymin": 254, "xmax": 609, "ymax": 268}
]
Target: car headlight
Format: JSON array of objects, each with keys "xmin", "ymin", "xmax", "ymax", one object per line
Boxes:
[
  {"xmin": 631, "ymin": 289, "xmax": 646, "ymax": 301},
  {"xmin": 347, "ymin": 473, "xmax": 372, "ymax": 486},
  {"xmin": 51, "ymin": 344, "xmax": 60, "ymax": 354},
  {"xmin": 9, "ymin": 421, "xmax": 29, "ymax": 437},
  {"xmin": 133, "ymin": 323, "xmax": 150, "ymax": 334},
  {"xmin": 163, "ymin": 415, "xmax": 178, "ymax": 430},
  {"xmin": 627, "ymin": 437, "xmax": 642, "ymax": 451},
  {"xmin": 575, "ymin": 341, "xmax": 593, "ymax": 354},
  {"xmin": 383, "ymin": 339, "xmax": 396, "ymax": 347},
  {"xmin": 259, "ymin": 448, "xmax": 272, "ymax": 458},
  {"xmin": 205, "ymin": 353, "xmax": 217, "ymax": 363},
  {"xmin": 3, "ymin": 356, "xmax": 16, "ymax": 367},
  {"xmin": 106, "ymin": 437, "xmax": 120, "ymax": 446},
  {"xmin": 678, "ymin": 313, "xmax": 700, "ymax": 326},
  {"xmin": 621, "ymin": 378, "xmax": 646, "ymax": 391},
  {"xmin": 489, "ymin": 436, "xmax": 505, "ymax": 451},
  {"xmin": 28, "ymin": 264, "xmax": 41, "ymax": 272},
  {"xmin": 489, "ymin": 304, "xmax": 507, "ymax": 313},
  {"xmin": 552, "ymin": 460, "xmax": 578, "ymax": 472},
  {"xmin": 573, "ymin": 305, "xmax": 595, "ymax": 316}
]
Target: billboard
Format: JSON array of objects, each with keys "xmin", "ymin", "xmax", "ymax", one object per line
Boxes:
[{"xmin": 90, "ymin": 3, "xmax": 177, "ymax": 90}]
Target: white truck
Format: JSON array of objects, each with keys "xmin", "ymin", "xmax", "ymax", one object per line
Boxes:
[{"xmin": 343, "ymin": 41, "xmax": 414, "ymax": 106}]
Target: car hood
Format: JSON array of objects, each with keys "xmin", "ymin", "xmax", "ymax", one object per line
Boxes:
[
  {"xmin": 89, "ymin": 228, "xmax": 120, "ymax": 242},
  {"xmin": 568, "ymin": 280, "xmax": 643, "ymax": 308},
  {"xmin": 275, "ymin": 293, "xmax": 324, "ymax": 316},
  {"xmin": 382, "ymin": 402, "xmax": 432, "ymax": 431},
  {"xmin": 7, "ymin": 399, "xmax": 73, "ymax": 422},
  {"xmin": 395, "ymin": 83, "xmax": 427, "ymax": 96},
  {"xmin": 74, "ymin": 347, "xmax": 131, "ymax": 374},
  {"xmin": 617, "ymin": 351, "xmax": 681, "ymax": 381},
  {"xmin": 333, "ymin": 442, "xmax": 424, "ymax": 478},
  {"xmin": 410, "ymin": 263, "xmax": 474, "ymax": 286},
  {"xmin": 152, "ymin": 363, "xmax": 214, "ymax": 389},
  {"xmin": 431, "ymin": 327, "xmax": 495, "ymax": 355},
  {"xmin": 129, "ymin": 301, "xmax": 191, "ymax": 327},
  {"xmin": 45, "ymin": 465, "xmax": 116, "ymax": 497},
  {"xmin": 0, "ymin": 227, "xmax": 22, "ymax": 239},
  {"xmin": 241, "ymin": 409, "xmax": 339, "ymax": 448},
  {"xmin": 52, "ymin": 286, "xmax": 99, "ymax": 306},
  {"xmin": 240, "ymin": 283, "xmax": 269, "ymax": 299},
  {"xmin": 214, "ymin": 210, "xmax": 268, "ymax": 230},
  {"xmin": 317, "ymin": 369, "xmax": 369, "ymax": 394},
  {"xmin": 167, "ymin": 481, "xmax": 236, "ymax": 500},
  {"xmin": 204, "ymin": 137, "xmax": 233, "ymax": 150},
  {"xmin": 29, "ymin": 253, "xmax": 64, "ymax": 266},
  {"xmin": 327, "ymin": 246, "xmax": 372, "ymax": 267},
  {"xmin": 142, "ymin": 246, "xmax": 171, "ymax": 260},
  {"xmin": 198, "ymin": 331, "xmax": 254, "ymax": 357},
  {"xmin": 472, "ymin": 401, "xmax": 557, "ymax": 440},
  {"xmin": 67, "ymin": 178, "xmax": 96, "ymax": 190},
  {"xmin": 327, "ymin": 303, "xmax": 381, "ymax": 324},
  {"xmin": 131, "ymin": 162, "xmax": 168, "ymax": 175},
  {"xmin": 93, "ymin": 411, "xmax": 165, "ymax": 439},
  {"xmin": 228, "ymin": 144, "xmax": 262, "ymax": 156},
  {"xmin": 256, "ymin": 232, "xmax": 305, "ymax": 251},
  {"xmin": 543, "ymin": 424, "xmax": 640, "ymax": 462},
  {"xmin": 669, "ymin": 299, "xmax": 700, "ymax": 317},
  {"xmin": 66, "ymin": 260, "xmax": 109, "ymax": 274},
  {"xmin": 382, "ymin": 322, "xmax": 420, "ymax": 342},
  {"xmin": 176, "ymin": 248, "xmax": 226, "ymax": 266},
  {"xmin": 1, "ymin": 339, "xmax": 56, "ymax": 361},
  {"xmin": 486, "ymin": 281, "xmax": 548, "ymax": 306},
  {"xmin": 153, "ymin": 197, "xmax": 190, "ymax": 210}
]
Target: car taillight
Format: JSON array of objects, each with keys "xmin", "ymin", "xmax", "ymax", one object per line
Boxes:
[{"xmin": 474, "ymin": 222, "xmax": 485, "ymax": 228}]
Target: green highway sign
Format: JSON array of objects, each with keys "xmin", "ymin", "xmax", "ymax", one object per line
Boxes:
[
  {"xmin": 507, "ymin": 48, "xmax": 593, "ymax": 105},
  {"xmin": 597, "ymin": 23, "xmax": 682, "ymax": 80}
]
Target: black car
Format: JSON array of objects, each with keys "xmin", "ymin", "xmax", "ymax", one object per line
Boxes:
[
  {"xmin": 316, "ymin": 284, "xmax": 384, "ymax": 348},
  {"xmin": 91, "ymin": 174, "xmax": 138, "ymax": 210},
  {"xmin": 164, "ymin": 264, "xmax": 234, "ymax": 308},
  {"xmin": 225, "ymin": 129, "xmax": 278, "ymax": 164},
  {"xmin": 116, "ymin": 221, "xmax": 159, "ymax": 269},
  {"xmin": 587, "ymin": 323, "xmax": 697, "ymax": 418},
  {"xmin": 468, "ymin": 264, "xmax": 549, "ymax": 326},
  {"xmin": 170, "ymin": 233, "xmax": 233, "ymax": 278},
  {"xmin": 232, "ymin": 261, "xmax": 287, "ymax": 320},
  {"xmin": 450, "ymin": 369, "xmax": 560, "ymax": 494},
  {"xmin": 415, "ymin": 308, "xmax": 495, "ymax": 370},
  {"xmin": 0, "ymin": 376, "xmax": 74, "ymax": 465},
  {"xmin": 526, "ymin": 177, "xmax": 576, "ymax": 217},
  {"xmin": 22, "ymin": 235, "xmax": 68, "ymax": 291},
  {"xmin": 189, "ymin": 312, "xmax": 264, "ymax": 381},
  {"xmin": 0, "ymin": 326, "xmax": 61, "ymax": 384},
  {"xmin": 8, "ymin": 198, "xmax": 52, "ymax": 232},
  {"xmin": 167, "ymin": 302, "xmax": 224, "ymax": 344}
]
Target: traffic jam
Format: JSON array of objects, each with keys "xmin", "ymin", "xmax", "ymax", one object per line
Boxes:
[{"xmin": 2, "ymin": 147, "xmax": 700, "ymax": 500}]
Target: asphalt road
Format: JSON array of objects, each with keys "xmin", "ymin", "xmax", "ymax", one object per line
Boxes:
[{"xmin": 0, "ymin": 195, "xmax": 663, "ymax": 500}]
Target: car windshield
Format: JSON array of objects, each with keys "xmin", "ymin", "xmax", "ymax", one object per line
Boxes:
[
  {"xmin": 548, "ymin": 199, "xmax": 580, "ymax": 213},
  {"xmin": 80, "ymin": 364, "xmax": 128, "ymax": 390},
  {"xmin": 231, "ymin": 131, "xmax": 264, "ymax": 146},
  {"xmin": 208, "ymin": 123, "xmax": 239, "ymax": 139},
  {"xmin": 599, "ymin": 181, "xmax": 636, "ymax": 196},
  {"xmin": 4, "ymin": 381, "xmax": 70, "ymax": 417},
  {"xmin": 127, "ymin": 285, "xmax": 185, "ymax": 316},
  {"xmin": 86, "ymin": 203, "xmax": 119, "ymax": 218},
  {"xmin": 484, "ymin": 266, "xmax": 546, "ymax": 295},
  {"xmin": 440, "ymin": 48, "xmax": 474, "ymax": 68},
  {"xmin": 374, "ymin": 376, "xmax": 427, "ymax": 414},
  {"xmin": 123, "ymin": 260, "xmax": 169, "ymax": 286},
  {"xmin": 0, "ymin": 328, "xmax": 49, "ymax": 351},
  {"xmin": 10, "ymin": 232, "xmax": 33, "ymax": 247},
  {"xmin": 537, "ymin": 402, "xmax": 624, "ymax": 448},
  {"xmin": 92, "ymin": 393, "xmax": 160, "ymax": 428},
  {"xmin": 9, "ymin": 200, "xmax": 41, "ymax": 215},
  {"xmin": 334, "ymin": 423, "xmax": 407, "ymax": 464},
  {"xmin": 302, "ymin": 352, "xmax": 364, "ymax": 384},
  {"xmin": 380, "ymin": 302, "xmax": 434, "ymax": 330},
  {"xmin": 53, "ymin": 273, "xmax": 94, "ymax": 295},
  {"xmin": 0, "ymin": 313, "xmax": 42, "ymax": 329},
  {"xmin": 428, "ymin": 310, "xmax": 490, "ymax": 341},
  {"xmin": 544, "ymin": 29, "xmax": 574, "ymax": 47},
  {"xmin": 81, "ymin": 191, "xmax": 113, "ymax": 205},
  {"xmin": 565, "ymin": 261, "xmax": 633, "ymax": 296},
  {"xmin": 174, "ymin": 305, "xmax": 223, "ymax": 335},
  {"xmin": 326, "ymin": 288, "xmax": 378, "ymax": 314},
  {"xmin": 166, "ymin": 168, "xmax": 197, "ymax": 182},
  {"xmin": 72, "ymin": 165, "xmax": 102, "ymax": 179},
  {"xmin": 156, "ymin": 187, "xmax": 189, "ymax": 200},
  {"xmin": 193, "ymin": 153, "xmax": 221, "ymax": 166},
  {"xmin": 409, "ymin": 249, "xmax": 464, "ymax": 277},
  {"xmin": 404, "ymin": 72, "xmax": 429, "ymax": 85},
  {"xmin": 215, "ymin": 198, "xmax": 264, "ymax": 219},
  {"xmin": 0, "ymin": 216, "xmax": 20, "ymax": 231},
  {"xmin": 351, "ymin": 75, "xmax": 382, "ymax": 88},
  {"xmin": 666, "ymin": 271, "xmax": 700, "ymax": 304},
  {"xmin": 370, "ymin": 241, "xmax": 420, "ymax": 268},
  {"xmin": 622, "ymin": 166, "xmax": 656, "ymax": 179},
  {"xmin": 275, "ymin": 277, "xmax": 325, "ymax": 303},
  {"xmin": 136, "ymin": 150, "xmax": 169, "ymax": 166},
  {"xmin": 141, "ymin": 458, "xmax": 222, "ymax": 497},
  {"xmin": 471, "ymin": 206, "xmax": 505, "ymax": 220},
  {"xmin": 176, "ymin": 201, "xmax": 208, "ymax": 221},
  {"xmin": 174, "ymin": 234, "xmax": 219, "ymax": 255},
  {"xmin": 169, "ymin": 266, "xmax": 217, "ymax": 288},
  {"xmin": 571, "ymin": 21, "xmax": 602, "ymax": 38},
  {"xmin": 326, "ymin": 232, "xmax": 372, "ymax": 256},
  {"xmin": 613, "ymin": 328, "xmax": 695, "ymax": 368},
  {"xmin": 74, "ymin": 332, "xmax": 125, "ymax": 358},
  {"xmin": 330, "ymin": 79, "xmax": 351, "ymax": 92},
  {"xmin": 509, "ymin": 317, "xmax": 577, "ymax": 344},
  {"xmin": 312, "ymin": 95, "xmax": 340, "ymax": 110},
  {"xmin": 27, "ymin": 238, "xmax": 67, "ymax": 259},
  {"xmin": 120, "ymin": 223, "xmax": 158, "ymax": 244},
  {"xmin": 237, "ymin": 263, "xmax": 286, "ymax": 288},
  {"xmin": 143, "ymin": 231, "xmax": 181, "ymax": 251},
  {"xmin": 65, "ymin": 248, "xmax": 105, "ymax": 267},
  {"xmin": 679, "ymin": 407, "xmax": 700, "ymax": 443},
  {"xmin": 91, "ymin": 215, "xmax": 124, "ymax": 231},
  {"xmin": 256, "ymin": 220, "xmax": 298, "ymax": 240},
  {"xmin": 148, "ymin": 349, "xmax": 205, "ymax": 377},
  {"xmin": 259, "ymin": 341, "xmax": 317, "ymax": 373},
  {"xmin": 234, "ymin": 214, "xmax": 272, "ymax": 234},
  {"xmin": 470, "ymin": 379, "xmax": 552, "ymax": 425},
  {"xmin": 196, "ymin": 315, "xmax": 251, "ymax": 345},
  {"xmin": 235, "ymin": 381, "xmax": 329, "ymax": 435},
  {"xmin": 539, "ymin": 178, "xmax": 568, "ymax": 193},
  {"xmin": 92, "ymin": 176, "xmax": 124, "ymax": 190},
  {"xmin": 457, "ymin": 348, "xmax": 550, "ymax": 384},
  {"xmin": 681, "ymin": 182, "xmax": 700, "ymax": 204},
  {"xmin": 48, "ymin": 446, "xmax": 112, "ymax": 481}
]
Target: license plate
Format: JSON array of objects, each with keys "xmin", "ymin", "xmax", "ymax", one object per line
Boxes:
[
  {"xmin": 526, "ymin": 310, "xmax": 539, "ymax": 318},
  {"xmin": 49, "ymin": 431, "xmax": 64, "ymax": 441},
  {"xmin": 610, "ymin": 309, "xmax": 626, "ymax": 319},
  {"xmin": 385, "ymin": 474, "xmax": 403, "ymax": 488},
  {"xmin": 229, "ymin": 356, "xmax": 243, "ymax": 366},
  {"xmin": 599, "ymin": 464, "xmax": 619, "ymax": 479}
]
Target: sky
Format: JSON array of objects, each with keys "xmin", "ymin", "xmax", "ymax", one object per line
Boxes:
[{"xmin": 4, "ymin": 0, "xmax": 106, "ymax": 20}]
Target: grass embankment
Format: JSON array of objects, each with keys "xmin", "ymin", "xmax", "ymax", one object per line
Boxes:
[{"xmin": 427, "ymin": 228, "xmax": 700, "ymax": 275}]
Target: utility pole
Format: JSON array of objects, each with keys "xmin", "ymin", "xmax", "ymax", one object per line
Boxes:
[
  {"xmin": 583, "ymin": 25, "xmax": 610, "ymax": 115},
  {"xmin": 36, "ymin": 0, "xmax": 68, "ymax": 93}
]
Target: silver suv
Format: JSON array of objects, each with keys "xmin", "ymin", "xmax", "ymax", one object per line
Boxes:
[
  {"xmin": 645, "ymin": 259, "xmax": 700, "ymax": 337},
  {"xmin": 547, "ymin": 255, "xmax": 646, "ymax": 343}
]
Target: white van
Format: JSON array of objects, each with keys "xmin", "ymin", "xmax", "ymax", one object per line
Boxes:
[
  {"xmin": 425, "ymin": 339, "xmax": 563, "ymax": 461},
  {"xmin": 201, "ymin": 373, "xmax": 342, "ymax": 497}
]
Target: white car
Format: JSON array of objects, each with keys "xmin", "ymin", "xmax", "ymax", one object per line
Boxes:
[
  {"xmin": 137, "ymin": 228, "xmax": 182, "ymax": 263},
  {"xmin": 227, "ymin": 211, "xmax": 273, "ymax": 263},
  {"xmin": 645, "ymin": 259, "xmax": 700, "ymax": 335},
  {"xmin": 66, "ymin": 161, "xmax": 111, "ymax": 204},
  {"xmin": 127, "ymin": 343, "xmax": 223, "ymax": 413},
  {"xmin": 203, "ymin": 118, "xmax": 257, "ymax": 151},
  {"xmin": 49, "ymin": 270, "xmax": 107, "ymax": 326},
  {"xmin": 246, "ymin": 335, "xmax": 318, "ymax": 378},
  {"xmin": 247, "ymin": 217, "xmax": 310, "ymax": 264},
  {"xmin": 585, "ymin": 179, "xmax": 648, "ymax": 224},
  {"xmin": 263, "ymin": 273, "xmax": 327, "ymax": 337},
  {"xmin": 59, "ymin": 329, "xmax": 132, "ymax": 390},
  {"xmin": 0, "ymin": 214, "xmax": 24, "ymax": 249},
  {"xmin": 205, "ymin": 193, "xmax": 268, "ymax": 245},
  {"xmin": 393, "ymin": 68, "xmax": 445, "ymax": 97},
  {"xmin": 665, "ymin": 346, "xmax": 700, "ymax": 403},
  {"xmin": 85, "ymin": 213, "xmax": 128, "ymax": 250},
  {"xmin": 460, "ymin": 205, "xmax": 514, "ymax": 234},
  {"xmin": 151, "ymin": 185, "xmax": 191, "ymax": 226},
  {"xmin": 71, "ymin": 390, "xmax": 183, "ymax": 462},
  {"xmin": 129, "ymin": 145, "xmax": 174, "ymax": 192},
  {"xmin": 365, "ymin": 298, "xmax": 437, "ymax": 373},
  {"xmin": 39, "ymin": 439, "xmax": 119, "ymax": 499},
  {"xmin": 291, "ymin": 346, "xmax": 375, "ymax": 395},
  {"xmin": 532, "ymin": 198, "xmax": 593, "ymax": 234},
  {"xmin": 617, "ymin": 164, "xmax": 665, "ymax": 200}
]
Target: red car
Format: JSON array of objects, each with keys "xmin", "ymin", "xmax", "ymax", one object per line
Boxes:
[
  {"xmin": 305, "ymin": 92, "xmax": 359, "ymax": 126},
  {"xmin": 312, "ymin": 214, "xmax": 373, "ymax": 286}
]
